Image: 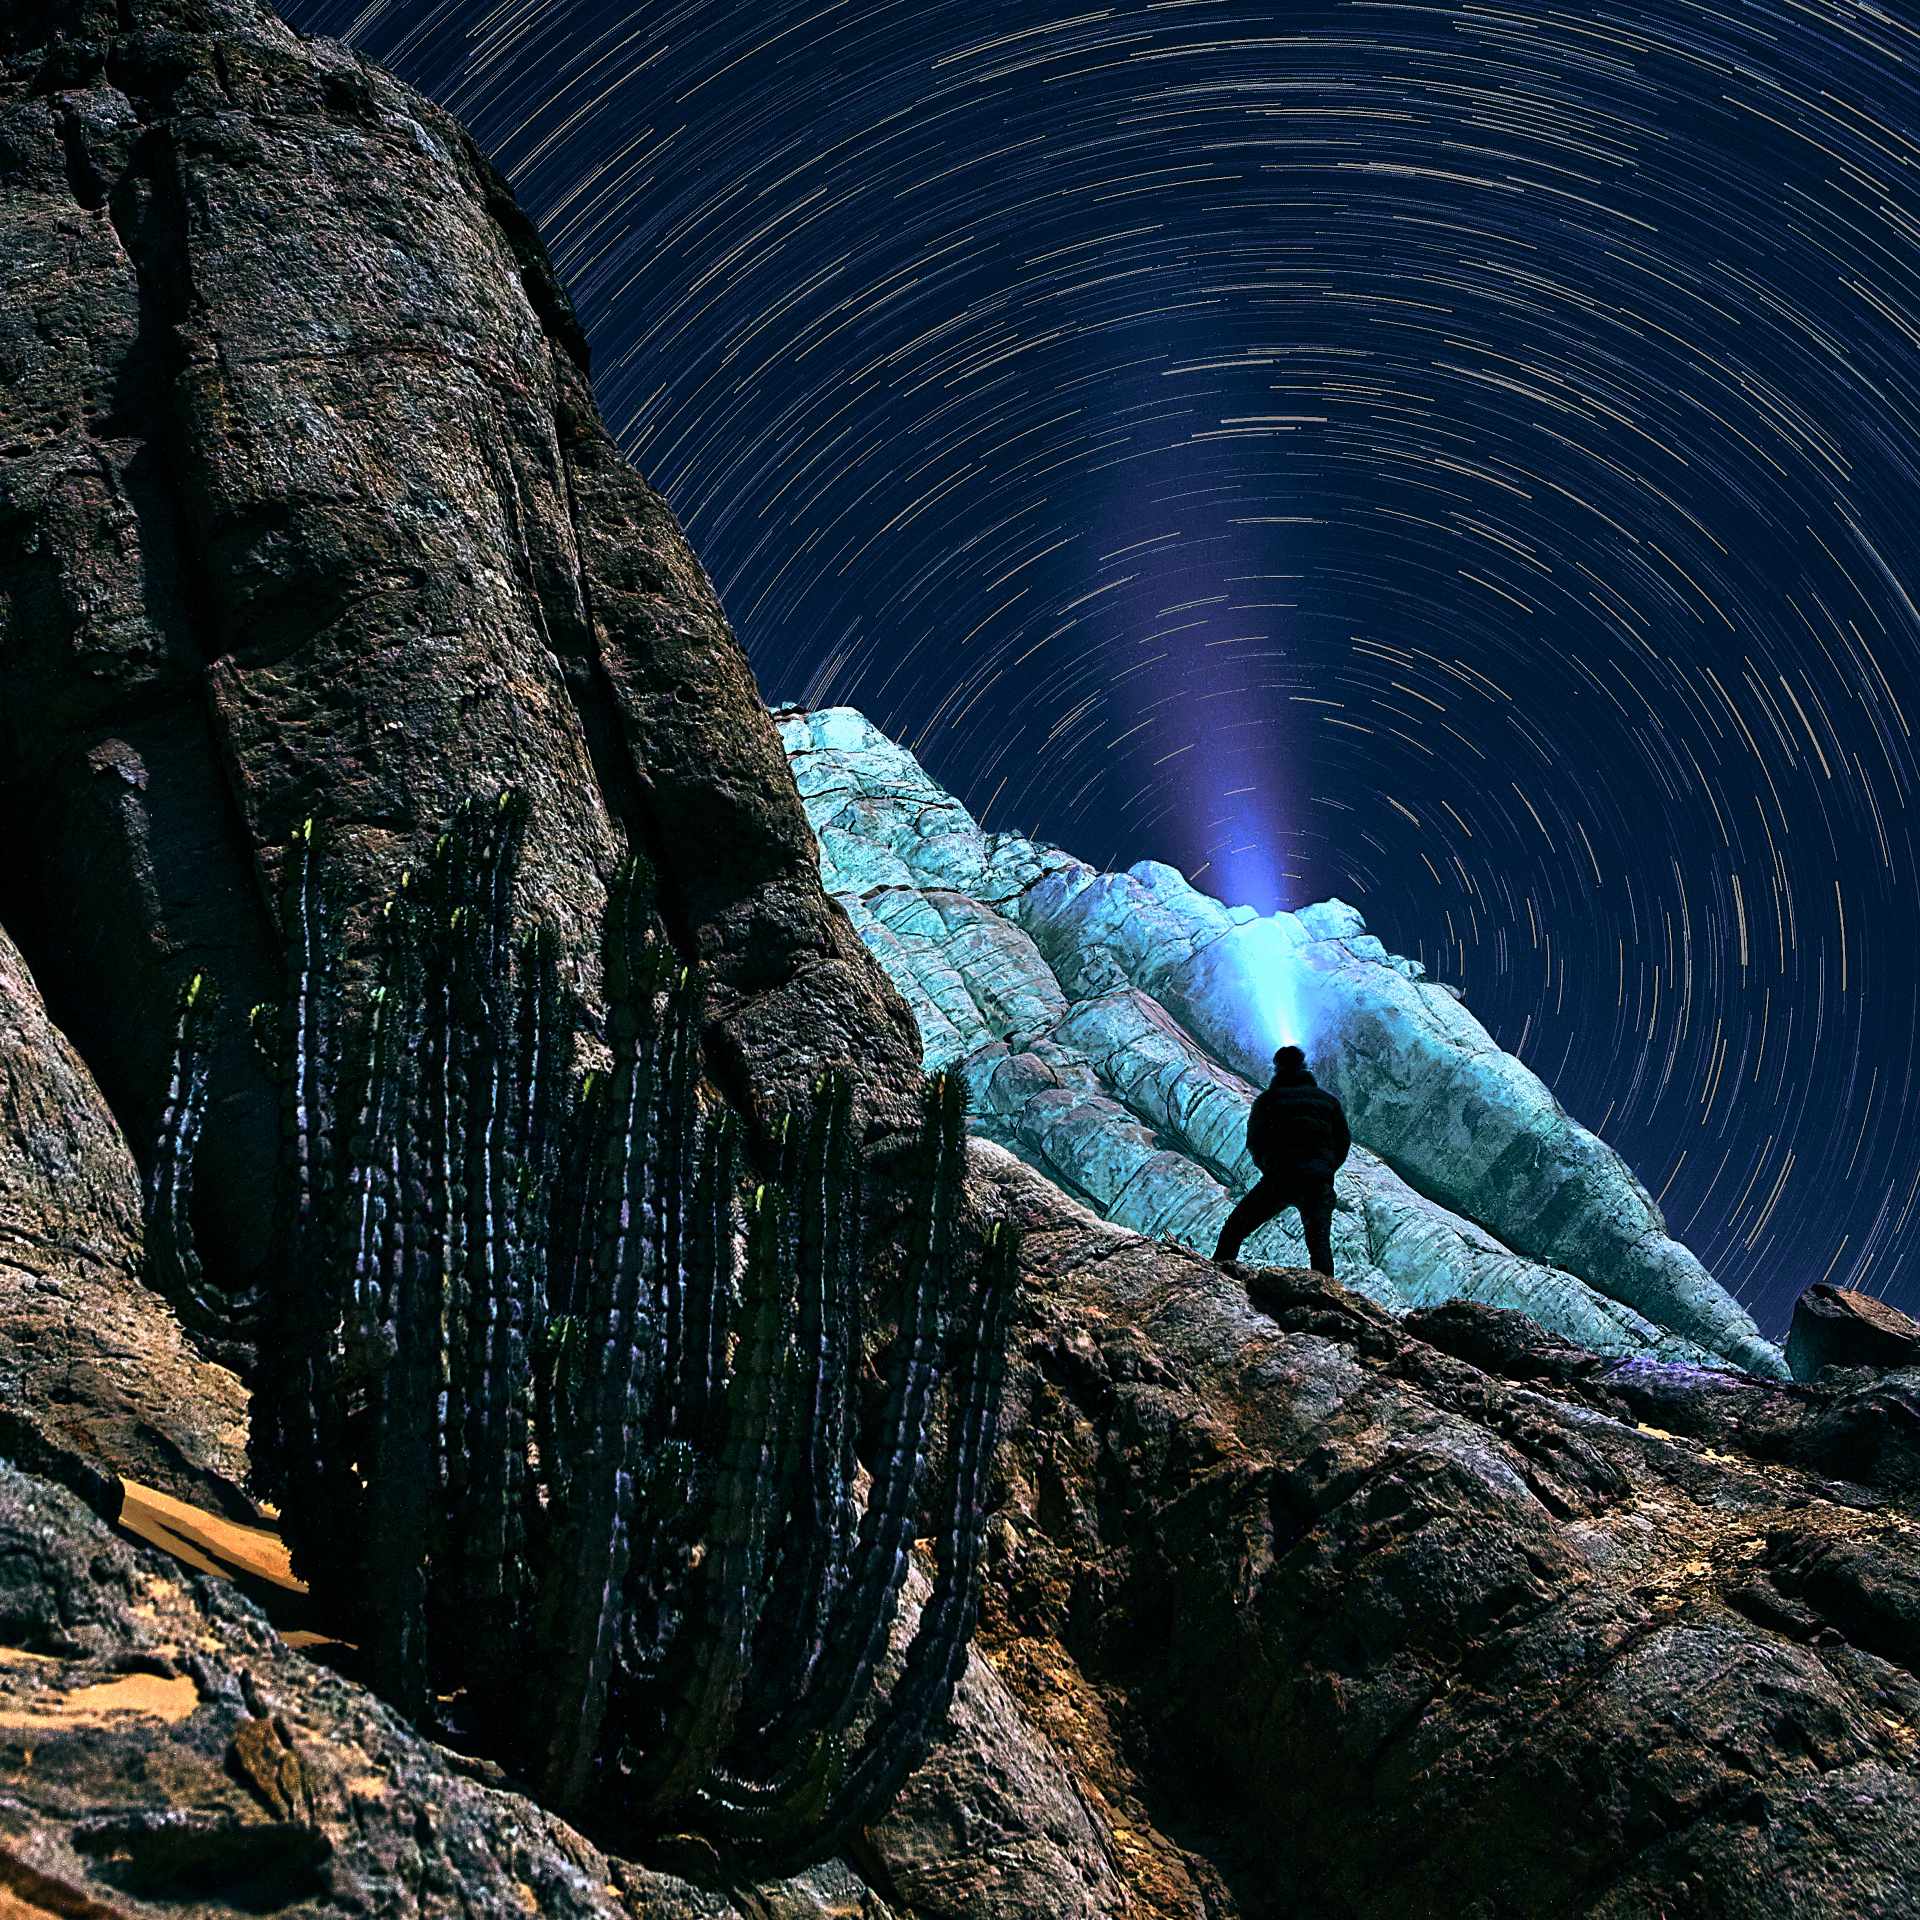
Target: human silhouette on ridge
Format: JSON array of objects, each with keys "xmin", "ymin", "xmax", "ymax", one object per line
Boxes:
[{"xmin": 1213, "ymin": 1044, "xmax": 1350, "ymax": 1275}]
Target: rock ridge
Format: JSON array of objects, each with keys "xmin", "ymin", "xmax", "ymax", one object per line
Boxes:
[{"xmin": 778, "ymin": 704, "xmax": 1785, "ymax": 1378}]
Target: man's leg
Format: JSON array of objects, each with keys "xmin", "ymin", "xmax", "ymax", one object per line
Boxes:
[
  {"xmin": 1299, "ymin": 1181, "xmax": 1336, "ymax": 1277},
  {"xmin": 1214, "ymin": 1177, "xmax": 1283, "ymax": 1262}
]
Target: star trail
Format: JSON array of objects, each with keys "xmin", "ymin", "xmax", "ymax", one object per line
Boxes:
[{"xmin": 280, "ymin": 0, "xmax": 1920, "ymax": 1331}]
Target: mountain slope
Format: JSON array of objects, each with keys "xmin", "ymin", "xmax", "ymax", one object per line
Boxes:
[{"xmin": 779, "ymin": 705, "xmax": 1784, "ymax": 1377}]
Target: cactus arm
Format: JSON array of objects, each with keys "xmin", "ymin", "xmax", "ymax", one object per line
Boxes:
[
  {"xmin": 741, "ymin": 1073, "xmax": 859, "ymax": 1738},
  {"xmin": 362, "ymin": 893, "xmax": 436, "ymax": 1717},
  {"xmin": 781, "ymin": 1070, "xmax": 963, "ymax": 1751},
  {"xmin": 255, "ymin": 820, "xmax": 355, "ymax": 1593},
  {"xmin": 817, "ymin": 1218, "xmax": 1018, "ymax": 1839},
  {"xmin": 453, "ymin": 803, "xmax": 539, "ymax": 1721},
  {"xmin": 140, "ymin": 971, "xmax": 254, "ymax": 1339},
  {"xmin": 339, "ymin": 983, "xmax": 397, "ymax": 1365},
  {"xmin": 534, "ymin": 861, "xmax": 666, "ymax": 1809},
  {"xmin": 617, "ymin": 1180, "xmax": 792, "ymax": 1818}
]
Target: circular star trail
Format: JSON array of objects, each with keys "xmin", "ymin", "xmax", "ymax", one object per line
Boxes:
[{"xmin": 281, "ymin": 0, "xmax": 1920, "ymax": 1332}]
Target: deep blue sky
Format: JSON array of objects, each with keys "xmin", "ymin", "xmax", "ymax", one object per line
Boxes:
[{"xmin": 280, "ymin": 0, "xmax": 1920, "ymax": 1333}]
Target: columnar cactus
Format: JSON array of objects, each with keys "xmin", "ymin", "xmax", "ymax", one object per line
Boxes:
[
  {"xmin": 145, "ymin": 799, "xmax": 1017, "ymax": 1864},
  {"xmin": 143, "ymin": 970, "xmax": 249, "ymax": 1342}
]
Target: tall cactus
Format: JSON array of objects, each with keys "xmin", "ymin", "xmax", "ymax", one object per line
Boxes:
[
  {"xmin": 142, "ymin": 970, "xmax": 256, "ymax": 1343},
  {"xmin": 142, "ymin": 798, "xmax": 1016, "ymax": 1866},
  {"xmin": 251, "ymin": 819, "xmax": 361, "ymax": 1593}
]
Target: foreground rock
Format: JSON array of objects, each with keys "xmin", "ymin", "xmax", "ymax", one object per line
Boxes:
[
  {"xmin": 970, "ymin": 1142, "xmax": 1920, "ymax": 1917},
  {"xmin": 1788, "ymin": 1284, "xmax": 1920, "ymax": 1382},
  {"xmin": 0, "ymin": 922, "xmax": 248, "ymax": 1513},
  {"xmin": 778, "ymin": 706, "xmax": 1783, "ymax": 1376},
  {"xmin": 0, "ymin": 1465, "xmax": 894, "ymax": 1919},
  {"xmin": 0, "ymin": 1459, "xmax": 1131, "ymax": 1920}
]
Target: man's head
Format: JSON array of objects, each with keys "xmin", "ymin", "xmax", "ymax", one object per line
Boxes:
[{"xmin": 1273, "ymin": 1044, "xmax": 1308, "ymax": 1078}]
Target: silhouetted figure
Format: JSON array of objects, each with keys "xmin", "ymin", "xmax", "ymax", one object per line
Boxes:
[{"xmin": 1213, "ymin": 1045, "xmax": 1350, "ymax": 1274}]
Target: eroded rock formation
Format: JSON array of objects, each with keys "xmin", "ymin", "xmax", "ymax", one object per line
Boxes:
[
  {"xmin": 0, "ymin": 0, "xmax": 921, "ymax": 1290},
  {"xmin": 778, "ymin": 705, "xmax": 1785, "ymax": 1377}
]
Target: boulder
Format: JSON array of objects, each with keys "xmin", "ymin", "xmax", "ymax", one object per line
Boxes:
[{"xmin": 1787, "ymin": 1284, "xmax": 1920, "ymax": 1381}]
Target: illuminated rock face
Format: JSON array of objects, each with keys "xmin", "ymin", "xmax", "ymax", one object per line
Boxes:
[{"xmin": 779, "ymin": 705, "xmax": 1786, "ymax": 1378}]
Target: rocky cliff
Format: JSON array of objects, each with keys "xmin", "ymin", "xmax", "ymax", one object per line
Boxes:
[
  {"xmin": 0, "ymin": 0, "xmax": 922, "ymax": 1291},
  {"xmin": 4, "ymin": 5, "xmax": 1919, "ymax": 1918},
  {"xmin": 778, "ymin": 706, "xmax": 1785, "ymax": 1378}
]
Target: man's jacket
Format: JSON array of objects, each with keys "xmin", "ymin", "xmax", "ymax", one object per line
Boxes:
[{"xmin": 1247, "ymin": 1068, "xmax": 1351, "ymax": 1181}]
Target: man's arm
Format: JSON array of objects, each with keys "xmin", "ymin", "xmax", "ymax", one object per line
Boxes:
[{"xmin": 1246, "ymin": 1088, "xmax": 1274, "ymax": 1167}]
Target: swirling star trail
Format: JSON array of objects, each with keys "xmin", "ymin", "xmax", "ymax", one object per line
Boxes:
[{"xmin": 281, "ymin": 0, "xmax": 1920, "ymax": 1330}]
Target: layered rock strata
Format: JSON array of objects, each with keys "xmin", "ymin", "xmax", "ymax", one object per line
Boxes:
[{"xmin": 779, "ymin": 706, "xmax": 1785, "ymax": 1377}]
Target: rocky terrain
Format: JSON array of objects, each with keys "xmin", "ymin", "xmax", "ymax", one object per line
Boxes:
[
  {"xmin": 778, "ymin": 707, "xmax": 1781, "ymax": 1377},
  {"xmin": 4, "ymin": 3, "xmax": 1920, "ymax": 1916}
]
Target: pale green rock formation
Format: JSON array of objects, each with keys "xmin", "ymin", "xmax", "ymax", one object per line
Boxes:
[{"xmin": 778, "ymin": 706, "xmax": 1786, "ymax": 1377}]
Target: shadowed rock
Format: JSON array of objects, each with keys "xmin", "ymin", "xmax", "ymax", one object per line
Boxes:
[
  {"xmin": 0, "ymin": 920, "xmax": 248, "ymax": 1512},
  {"xmin": 0, "ymin": 1464, "xmax": 894, "ymax": 1919},
  {"xmin": 1788, "ymin": 1284, "xmax": 1920, "ymax": 1382}
]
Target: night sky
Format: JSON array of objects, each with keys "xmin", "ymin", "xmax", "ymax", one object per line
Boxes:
[{"xmin": 279, "ymin": 0, "xmax": 1920, "ymax": 1333}]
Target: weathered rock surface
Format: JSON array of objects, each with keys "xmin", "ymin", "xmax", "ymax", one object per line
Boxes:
[
  {"xmin": 0, "ymin": 1453, "xmax": 1127, "ymax": 1920},
  {"xmin": 0, "ymin": 920, "xmax": 248, "ymax": 1513},
  {"xmin": 779, "ymin": 705, "xmax": 1785, "ymax": 1377},
  {"xmin": 1788, "ymin": 1284, "xmax": 1920, "ymax": 1383},
  {"xmin": 969, "ymin": 1141, "xmax": 1920, "ymax": 1917},
  {"xmin": 0, "ymin": 1463, "xmax": 907, "ymax": 1920},
  {"xmin": 0, "ymin": 0, "xmax": 921, "ymax": 1288}
]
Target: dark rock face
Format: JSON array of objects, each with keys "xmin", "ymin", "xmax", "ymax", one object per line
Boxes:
[
  {"xmin": 0, "ymin": 1463, "xmax": 902, "ymax": 1920},
  {"xmin": 1788, "ymin": 1284, "xmax": 1920, "ymax": 1382},
  {"xmin": 0, "ymin": 920, "xmax": 248, "ymax": 1512},
  {"xmin": 970, "ymin": 1144, "xmax": 1920, "ymax": 1918},
  {"xmin": 0, "ymin": 0, "xmax": 921, "ymax": 1284}
]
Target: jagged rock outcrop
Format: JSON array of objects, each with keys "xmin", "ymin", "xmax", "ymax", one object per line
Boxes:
[
  {"xmin": 778, "ymin": 705, "xmax": 1786, "ymax": 1377},
  {"xmin": 0, "ymin": 7, "xmax": 1122, "ymax": 1912},
  {"xmin": 0, "ymin": 0, "xmax": 921, "ymax": 1289},
  {"xmin": 971, "ymin": 1142, "xmax": 1920, "ymax": 1918},
  {"xmin": 1788, "ymin": 1285, "xmax": 1920, "ymax": 1382}
]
